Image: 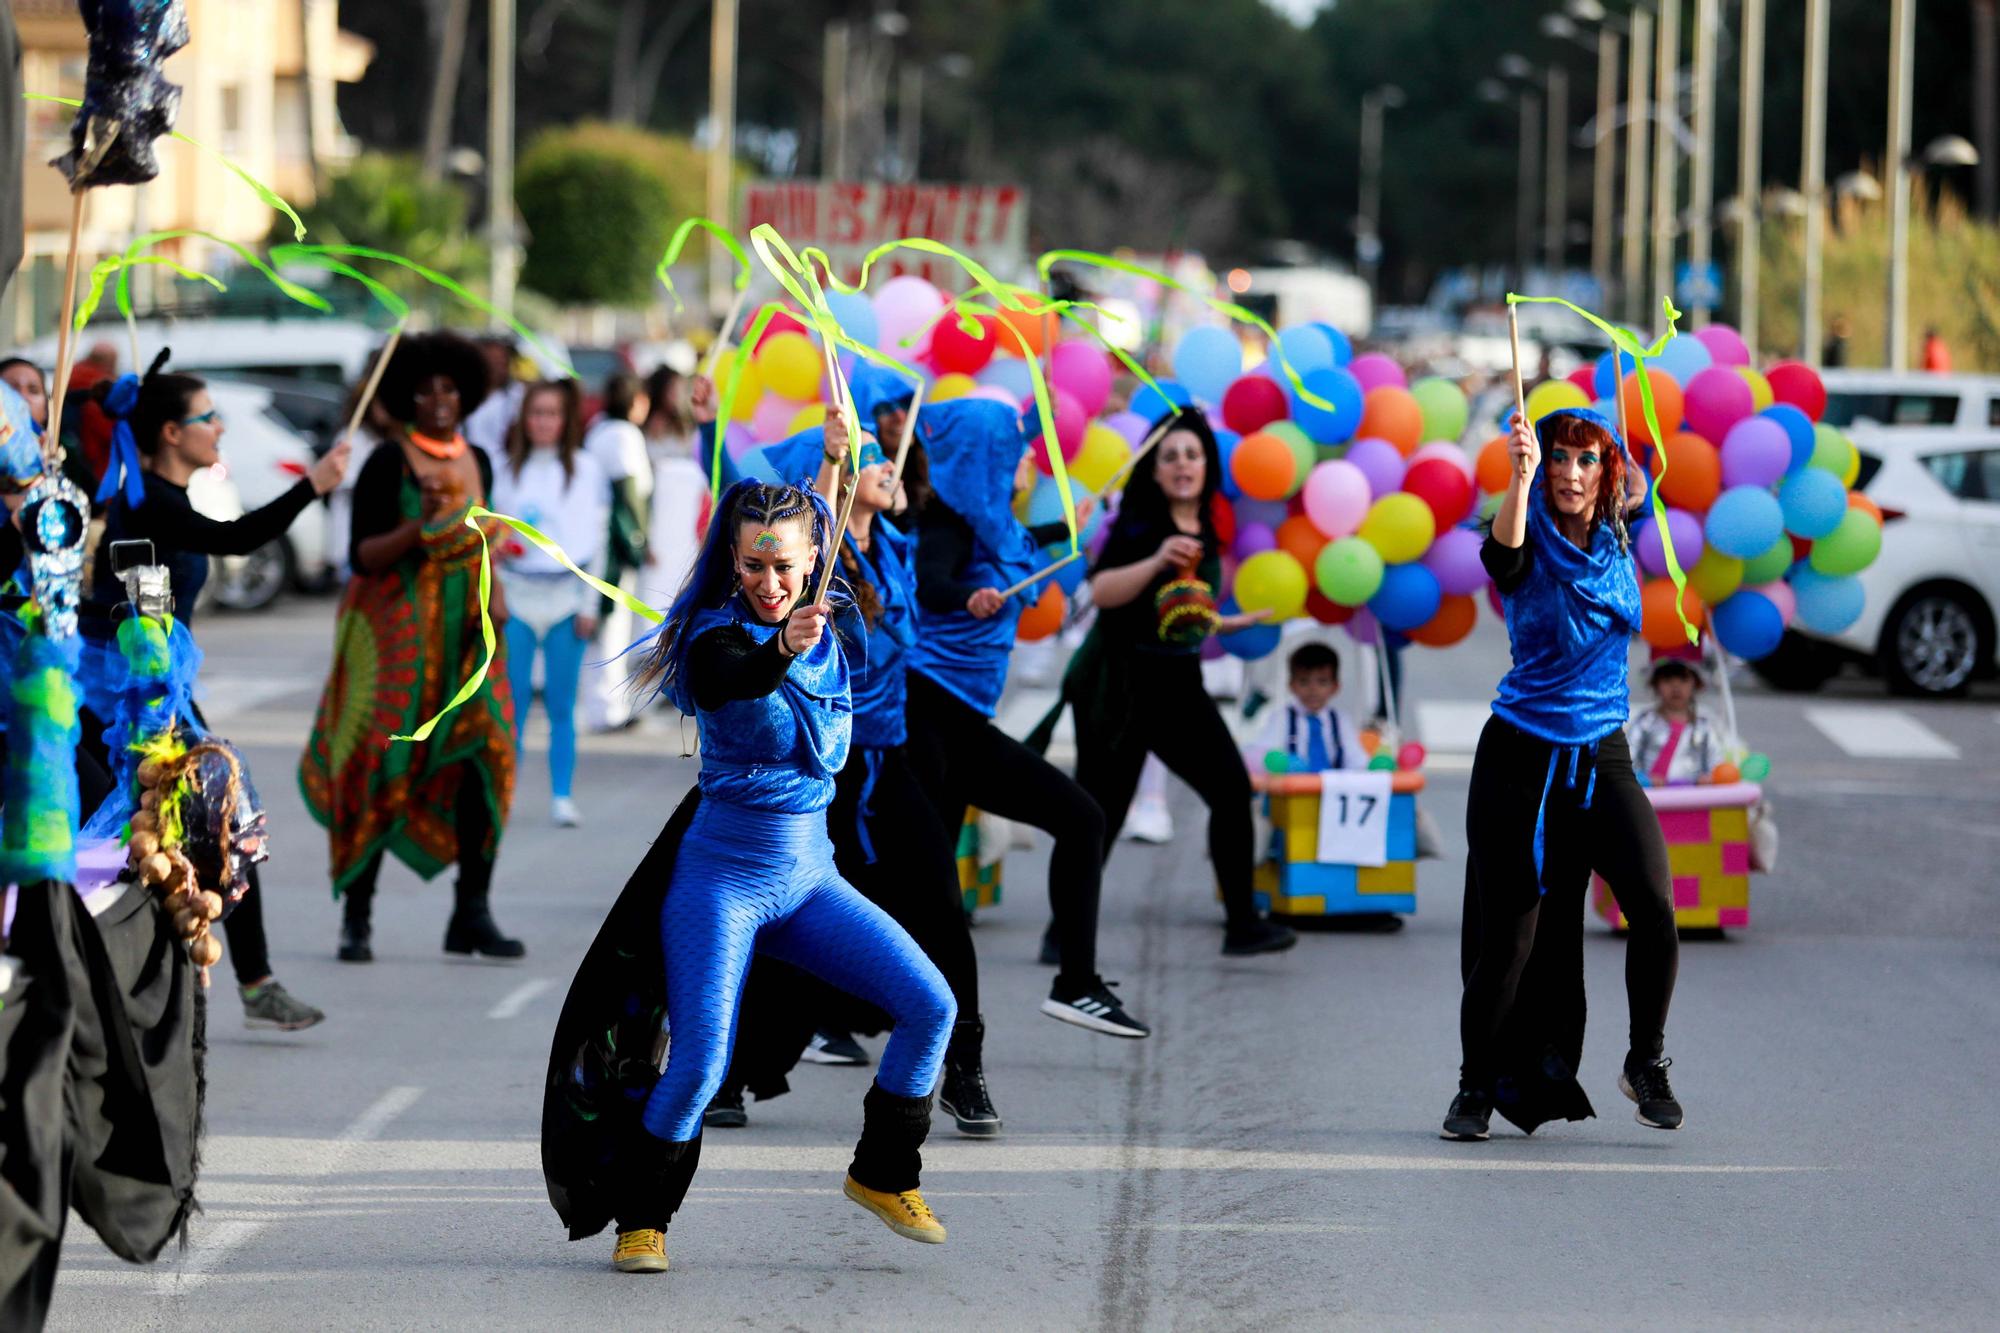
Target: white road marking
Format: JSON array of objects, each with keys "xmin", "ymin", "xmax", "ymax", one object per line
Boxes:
[
  {"xmin": 487, "ymin": 977, "xmax": 555, "ymax": 1020},
  {"xmin": 1801, "ymin": 705, "xmax": 1962, "ymax": 759},
  {"xmin": 1415, "ymin": 701, "xmax": 1492, "ymax": 755}
]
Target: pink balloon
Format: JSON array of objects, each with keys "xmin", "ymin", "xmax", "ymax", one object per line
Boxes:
[
  {"xmin": 1695, "ymin": 324, "xmax": 1751, "ymax": 367},
  {"xmin": 1567, "ymin": 366, "xmax": 1598, "ymax": 396},
  {"xmin": 1683, "ymin": 365, "xmax": 1755, "ymax": 444},
  {"xmin": 1303, "ymin": 460, "xmax": 1371, "ymax": 539},
  {"xmin": 1049, "ymin": 341, "xmax": 1113, "ymax": 418},
  {"xmin": 1349, "ymin": 353, "xmax": 1407, "ymax": 393},
  {"xmin": 1750, "ymin": 579, "xmax": 1796, "ymax": 626},
  {"xmin": 1343, "ymin": 436, "xmax": 1407, "ymax": 499},
  {"xmin": 873, "ymin": 275, "xmax": 947, "ymax": 358},
  {"xmin": 1410, "ymin": 440, "xmax": 1474, "ymax": 479},
  {"xmin": 968, "ymin": 384, "xmax": 1018, "ymax": 406},
  {"xmin": 1421, "ymin": 526, "xmax": 1489, "ymax": 595},
  {"xmin": 751, "ymin": 394, "xmax": 808, "ymax": 443},
  {"xmin": 1025, "ymin": 389, "xmax": 1087, "ymax": 475}
]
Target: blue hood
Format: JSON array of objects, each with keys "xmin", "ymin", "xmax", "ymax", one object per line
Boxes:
[
  {"xmin": 850, "ymin": 362, "xmax": 918, "ymax": 426},
  {"xmin": 917, "ymin": 399, "xmax": 1031, "ymax": 559}
]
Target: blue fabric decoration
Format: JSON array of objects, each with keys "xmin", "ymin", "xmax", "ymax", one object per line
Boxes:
[
  {"xmin": 848, "ymin": 362, "xmax": 917, "ymax": 427},
  {"xmin": 846, "ymin": 519, "xmax": 916, "ymax": 753},
  {"xmin": 641, "ymin": 797, "xmax": 953, "ymax": 1142},
  {"xmin": 907, "ymin": 400, "xmax": 1037, "ymax": 718},
  {"xmin": 75, "ymin": 611, "xmax": 207, "ymax": 842},
  {"xmin": 685, "ymin": 601, "xmax": 850, "ymax": 814},
  {"xmin": 0, "ymin": 381, "xmax": 41, "ymax": 486},
  {"xmin": 93, "ymin": 373, "xmax": 148, "ymax": 509},
  {"xmin": 759, "ymin": 426, "xmax": 827, "ymax": 488},
  {"xmin": 0, "ymin": 630, "xmax": 81, "ymax": 885}
]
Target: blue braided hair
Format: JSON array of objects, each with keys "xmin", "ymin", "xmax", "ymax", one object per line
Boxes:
[{"xmin": 632, "ymin": 478, "xmax": 838, "ymax": 713}]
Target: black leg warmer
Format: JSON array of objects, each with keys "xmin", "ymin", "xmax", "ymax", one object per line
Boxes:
[
  {"xmin": 613, "ymin": 1131, "xmax": 703, "ymax": 1234},
  {"xmin": 848, "ymin": 1083, "xmax": 934, "ymax": 1194}
]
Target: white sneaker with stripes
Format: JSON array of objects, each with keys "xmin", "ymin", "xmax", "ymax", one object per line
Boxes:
[{"xmin": 1041, "ymin": 981, "xmax": 1151, "ymax": 1039}]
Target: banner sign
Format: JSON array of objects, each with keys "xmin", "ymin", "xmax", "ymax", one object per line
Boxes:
[{"xmin": 741, "ymin": 181, "xmax": 1030, "ymax": 286}]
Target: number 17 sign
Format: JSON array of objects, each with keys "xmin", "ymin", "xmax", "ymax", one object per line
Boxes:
[{"xmin": 1315, "ymin": 770, "xmax": 1393, "ymax": 866}]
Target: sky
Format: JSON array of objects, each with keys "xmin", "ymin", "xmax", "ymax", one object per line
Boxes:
[{"xmin": 1266, "ymin": 0, "xmax": 1332, "ymax": 26}]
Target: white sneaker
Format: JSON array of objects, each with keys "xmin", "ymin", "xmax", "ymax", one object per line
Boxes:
[
  {"xmin": 1121, "ymin": 797, "xmax": 1175, "ymax": 845},
  {"xmin": 552, "ymin": 797, "xmax": 581, "ymax": 828}
]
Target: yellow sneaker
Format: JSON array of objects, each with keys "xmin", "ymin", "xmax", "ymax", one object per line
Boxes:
[
  {"xmin": 612, "ymin": 1228, "xmax": 669, "ymax": 1273},
  {"xmin": 843, "ymin": 1175, "xmax": 947, "ymax": 1244}
]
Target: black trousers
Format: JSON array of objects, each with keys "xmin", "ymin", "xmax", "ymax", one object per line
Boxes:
[
  {"xmin": 344, "ymin": 764, "xmax": 496, "ymax": 909},
  {"xmin": 1072, "ymin": 654, "xmax": 1259, "ymax": 928},
  {"xmin": 221, "ymin": 863, "xmax": 272, "ymax": 985},
  {"xmin": 1459, "ymin": 717, "xmax": 1678, "ymax": 1087},
  {"xmin": 904, "ymin": 672, "xmax": 1107, "ymax": 990}
]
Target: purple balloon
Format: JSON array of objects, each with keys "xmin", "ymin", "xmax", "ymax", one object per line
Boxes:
[
  {"xmin": 1343, "ymin": 436, "xmax": 1407, "ymax": 499},
  {"xmin": 1695, "ymin": 324, "xmax": 1751, "ymax": 367},
  {"xmin": 1421, "ymin": 526, "xmax": 1490, "ymax": 595},
  {"xmin": 1345, "ymin": 606, "xmax": 1381, "ymax": 645},
  {"xmin": 1232, "ymin": 497, "xmax": 1289, "ymax": 530},
  {"xmin": 1232, "ymin": 522, "xmax": 1277, "ymax": 560},
  {"xmin": 1349, "ymin": 353, "xmax": 1407, "ymax": 393},
  {"xmin": 1103, "ymin": 410, "xmax": 1149, "ymax": 446},
  {"xmin": 1635, "ymin": 507, "xmax": 1705, "ymax": 578},
  {"xmin": 1720, "ymin": 416, "xmax": 1792, "ymax": 490}
]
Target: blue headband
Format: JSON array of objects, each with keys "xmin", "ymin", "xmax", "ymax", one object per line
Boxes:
[{"xmin": 93, "ymin": 373, "xmax": 147, "ymax": 510}]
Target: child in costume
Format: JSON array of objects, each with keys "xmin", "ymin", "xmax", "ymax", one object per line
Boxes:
[
  {"xmin": 1246, "ymin": 642, "xmax": 1368, "ymax": 775},
  {"xmin": 543, "ymin": 477, "xmax": 955, "ymax": 1275},
  {"xmin": 1625, "ymin": 656, "xmax": 1724, "ymax": 786}
]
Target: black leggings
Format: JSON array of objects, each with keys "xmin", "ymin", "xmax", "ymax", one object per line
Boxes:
[
  {"xmin": 1459, "ymin": 718, "xmax": 1678, "ymax": 1086},
  {"xmin": 1072, "ymin": 654, "xmax": 1259, "ymax": 928},
  {"xmin": 904, "ymin": 671, "xmax": 1107, "ymax": 990},
  {"xmin": 344, "ymin": 765, "xmax": 496, "ymax": 907}
]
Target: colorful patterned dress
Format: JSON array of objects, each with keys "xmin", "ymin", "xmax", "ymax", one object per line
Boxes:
[{"xmin": 299, "ymin": 446, "xmax": 514, "ymax": 894}]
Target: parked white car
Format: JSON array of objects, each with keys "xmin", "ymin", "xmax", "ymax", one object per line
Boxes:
[
  {"xmin": 1820, "ymin": 370, "xmax": 2000, "ymax": 433},
  {"xmin": 1754, "ymin": 427, "xmax": 2000, "ymax": 698},
  {"xmin": 199, "ymin": 381, "xmax": 330, "ymax": 609}
]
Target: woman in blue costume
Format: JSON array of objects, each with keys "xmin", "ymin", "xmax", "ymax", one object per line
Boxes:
[
  {"xmin": 542, "ymin": 476, "xmax": 956, "ymax": 1275},
  {"xmin": 1442, "ymin": 406, "xmax": 1683, "ymax": 1143},
  {"xmin": 715, "ymin": 413, "xmax": 1000, "ymax": 1136},
  {"xmin": 899, "ymin": 400, "xmax": 1147, "ymax": 1038}
]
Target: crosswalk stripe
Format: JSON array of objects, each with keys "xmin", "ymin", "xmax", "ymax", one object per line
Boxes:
[{"xmin": 1801, "ymin": 705, "xmax": 1962, "ymax": 760}]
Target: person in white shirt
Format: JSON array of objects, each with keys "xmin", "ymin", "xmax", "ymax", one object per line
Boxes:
[
  {"xmin": 461, "ymin": 335, "xmax": 523, "ymax": 461},
  {"xmin": 641, "ymin": 364, "xmax": 706, "ymax": 606},
  {"xmin": 1246, "ymin": 641, "xmax": 1367, "ymax": 774},
  {"xmin": 489, "ymin": 379, "xmax": 609, "ymax": 827},
  {"xmin": 581, "ymin": 372, "xmax": 654, "ymax": 732},
  {"xmin": 1625, "ymin": 656, "xmax": 1725, "ymax": 786}
]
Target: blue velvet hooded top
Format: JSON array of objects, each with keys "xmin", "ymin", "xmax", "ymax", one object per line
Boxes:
[
  {"xmin": 1491, "ymin": 406, "xmax": 1642, "ymax": 748},
  {"xmin": 687, "ymin": 599, "xmax": 852, "ymax": 814},
  {"xmin": 848, "ymin": 363, "xmax": 918, "ymax": 427},
  {"xmin": 907, "ymin": 399, "xmax": 1038, "ymax": 718}
]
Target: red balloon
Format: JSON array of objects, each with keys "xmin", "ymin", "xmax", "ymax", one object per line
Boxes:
[
  {"xmin": 1306, "ymin": 589, "xmax": 1356, "ymax": 625},
  {"xmin": 1212, "ymin": 494, "xmax": 1237, "ymax": 546},
  {"xmin": 1567, "ymin": 365, "xmax": 1597, "ymax": 396},
  {"xmin": 1765, "ymin": 360, "xmax": 1827, "ymax": 422},
  {"xmin": 931, "ymin": 312, "xmax": 999, "ymax": 375},
  {"xmin": 1790, "ymin": 534, "xmax": 1813, "ymax": 562},
  {"xmin": 1221, "ymin": 374, "xmax": 1292, "ymax": 435},
  {"xmin": 1401, "ymin": 457, "xmax": 1473, "ymax": 530},
  {"xmin": 753, "ymin": 306, "xmax": 810, "ymax": 350}
]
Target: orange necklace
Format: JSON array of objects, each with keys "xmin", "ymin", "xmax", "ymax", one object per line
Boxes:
[{"xmin": 407, "ymin": 429, "xmax": 468, "ymax": 461}]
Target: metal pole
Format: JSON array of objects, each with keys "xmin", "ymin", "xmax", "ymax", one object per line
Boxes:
[
  {"xmin": 897, "ymin": 64, "xmax": 924, "ymax": 182},
  {"xmin": 1885, "ymin": 0, "xmax": 1916, "ymax": 370},
  {"xmin": 1518, "ymin": 91, "xmax": 1542, "ymax": 288},
  {"xmin": 1359, "ymin": 90, "xmax": 1385, "ymax": 305},
  {"xmin": 1687, "ymin": 0, "xmax": 1718, "ymax": 328},
  {"xmin": 1737, "ymin": 0, "xmax": 1765, "ymax": 354},
  {"xmin": 1545, "ymin": 64, "xmax": 1569, "ymax": 273},
  {"xmin": 1801, "ymin": 0, "xmax": 1829, "ymax": 365},
  {"xmin": 1592, "ymin": 26, "xmax": 1619, "ymax": 306},
  {"xmin": 487, "ymin": 0, "xmax": 517, "ymax": 324},
  {"xmin": 1651, "ymin": 0, "xmax": 1680, "ymax": 331},
  {"xmin": 822, "ymin": 21, "xmax": 848, "ymax": 178},
  {"xmin": 707, "ymin": 0, "xmax": 739, "ymax": 316},
  {"xmin": 1623, "ymin": 8, "xmax": 1654, "ymax": 323}
]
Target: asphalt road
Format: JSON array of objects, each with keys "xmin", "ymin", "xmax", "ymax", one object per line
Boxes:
[{"xmin": 42, "ymin": 596, "xmax": 2000, "ymax": 1330}]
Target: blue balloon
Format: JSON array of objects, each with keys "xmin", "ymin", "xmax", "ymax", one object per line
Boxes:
[
  {"xmin": 1791, "ymin": 567, "xmax": 1866, "ymax": 635},
  {"xmin": 1130, "ymin": 378, "xmax": 1194, "ymax": 423},
  {"xmin": 1172, "ymin": 327, "xmax": 1242, "ymax": 404},
  {"xmin": 825, "ymin": 290, "xmax": 878, "ymax": 347},
  {"xmin": 1762, "ymin": 403, "xmax": 1817, "ymax": 473},
  {"xmin": 1053, "ymin": 552, "xmax": 1088, "ymax": 597},
  {"xmin": 1778, "ymin": 468, "xmax": 1847, "ymax": 539},
  {"xmin": 1024, "ymin": 474, "xmax": 1065, "ymax": 526},
  {"xmin": 976, "ymin": 357, "xmax": 1034, "ymax": 399},
  {"xmin": 1368, "ymin": 562, "xmax": 1443, "ymax": 632},
  {"xmin": 1291, "ymin": 367, "xmax": 1365, "ymax": 445},
  {"xmin": 1276, "ymin": 324, "xmax": 1337, "ymax": 379},
  {"xmin": 1711, "ymin": 589, "xmax": 1786, "ymax": 659},
  {"xmin": 1215, "ymin": 428, "xmax": 1243, "ymax": 500},
  {"xmin": 1593, "ymin": 350, "xmax": 1622, "ymax": 400},
  {"xmin": 1654, "ymin": 335, "xmax": 1715, "ymax": 386},
  {"xmin": 1705, "ymin": 485, "xmax": 1785, "ymax": 559},
  {"xmin": 1217, "ymin": 597, "xmax": 1282, "ymax": 660},
  {"xmin": 1233, "ymin": 496, "xmax": 1288, "ymax": 529},
  {"xmin": 1312, "ymin": 322, "xmax": 1354, "ymax": 368}
]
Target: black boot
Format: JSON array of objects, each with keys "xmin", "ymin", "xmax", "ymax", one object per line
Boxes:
[
  {"xmin": 338, "ymin": 888, "xmax": 373, "ymax": 963},
  {"xmin": 938, "ymin": 1018, "xmax": 1002, "ymax": 1137},
  {"xmin": 848, "ymin": 1083, "xmax": 935, "ymax": 1195},
  {"xmin": 443, "ymin": 871, "xmax": 524, "ymax": 959}
]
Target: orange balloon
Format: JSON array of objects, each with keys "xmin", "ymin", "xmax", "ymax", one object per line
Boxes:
[
  {"xmin": 1231, "ymin": 430, "xmax": 1297, "ymax": 501},
  {"xmin": 1710, "ymin": 761, "xmax": 1741, "ymax": 785},
  {"xmin": 1618, "ymin": 368, "xmax": 1685, "ymax": 447},
  {"xmin": 996, "ymin": 306, "xmax": 1055, "ymax": 358},
  {"xmin": 1408, "ymin": 593, "xmax": 1477, "ymax": 647},
  {"xmin": 1275, "ymin": 515, "xmax": 1326, "ymax": 571},
  {"xmin": 1358, "ymin": 728, "xmax": 1381, "ymax": 756},
  {"xmin": 1475, "ymin": 434, "xmax": 1512, "ymax": 493},
  {"xmin": 1640, "ymin": 577, "xmax": 1706, "ymax": 650},
  {"xmin": 1650, "ymin": 432, "xmax": 1722, "ymax": 512},
  {"xmin": 1016, "ymin": 580, "xmax": 1065, "ymax": 642},
  {"xmin": 1358, "ymin": 386, "xmax": 1424, "ymax": 455},
  {"xmin": 1847, "ymin": 491, "xmax": 1883, "ymax": 524}
]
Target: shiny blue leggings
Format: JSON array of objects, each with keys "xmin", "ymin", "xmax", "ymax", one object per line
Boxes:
[
  {"xmin": 504, "ymin": 615, "xmax": 586, "ymax": 799},
  {"xmin": 641, "ymin": 799, "xmax": 956, "ymax": 1142}
]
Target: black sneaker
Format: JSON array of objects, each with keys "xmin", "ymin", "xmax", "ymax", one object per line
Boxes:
[
  {"xmin": 1037, "ymin": 924, "xmax": 1060, "ymax": 967},
  {"xmin": 1619, "ymin": 1055, "xmax": 1684, "ymax": 1130},
  {"xmin": 800, "ymin": 1030, "xmax": 870, "ymax": 1066},
  {"xmin": 1222, "ymin": 918, "xmax": 1299, "ymax": 956},
  {"xmin": 939, "ymin": 1061, "xmax": 1003, "ymax": 1137},
  {"xmin": 1041, "ymin": 978, "xmax": 1150, "ymax": 1039},
  {"xmin": 1441, "ymin": 1086, "xmax": 1493, "ymax": 1141},
  {"xmin": 337, "ymin": 922, "xmax": 372, "ymax": 963},
  {"xmin": 703, "ymin": 1085, "xmax": 748, "ymax": 1129}
]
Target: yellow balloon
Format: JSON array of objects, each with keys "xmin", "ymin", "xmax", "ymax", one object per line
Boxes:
[
  {"xmin": 1841, "ymin": 441, "xmax": 1860, "ymax": 487},
  {"xmin": 788, "ymin": 403, "xmax": 829, "ymax": 435},
  {"xmin": 1357, "ymin": 492, "xmax": 1436, "ymax": 564},
  {"xmin": 1736, "ymin": 366, "xmax": 1773, "ymax": 412},
  {"xmin": 1234, "ymin": 551, "xmax": 1309, "ymax": 622},
  {"xmin": 755, "ymin": 331, "xmax": 824, "ymax": 402},
  {"xmin": 1688, "ymin": 547, "xmax": 1743, "ymax": 606},
  {"xmin": 1068, "ymin": 422, "xmax": 1132, "ymax": 492},
  {"xmin": 718, "ymin": 358, "xmax": 762, "ymax": 423},
  {"xmin": 931, "ymin": 373, "xmax": 978, "ymax": 402},
  {"xmin": 1525, "ymin": 378, "xmax": 1590, "ymax": 422}
]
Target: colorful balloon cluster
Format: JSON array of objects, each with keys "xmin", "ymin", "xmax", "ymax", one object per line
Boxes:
[{"xmin": 1475, "ymin": 324, "xmax": 1880, "ymax": 661}]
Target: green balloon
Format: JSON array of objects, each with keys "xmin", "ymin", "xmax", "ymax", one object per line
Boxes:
[
  {"xmin": 1315, "ymin": 536, "xmax": 1386, "ymax": 606},
  {"xmin": 1411, "ymin": 375, "xmax": 1470, "ymax": 443},
  {"xmin": 1264, "ymin": 749, "xmax": 1294, "ymax": 774},
  {"xmin": 1739, "ymin": 752, "xmax": 1772, "ymax": 782},
  {"xmin": 1742, "ymin": 536, "xmax": 1793, "ymax": 585},
  {"xmin": 1809, "ymin": 508, "xmax": 1881, "ymax": 575},
  {"xmin": 1368, "ymin": 752, "xmax": 1397, "ymax": 771},
  {"xmin": 1809, "ymin": 423, "xmax": 1855, "ymax": 477},
  {"xmin": 1264, "ymin": 421, "xmax": 1317, "ymax": 493},
  {"xmin": 1479, "ymin": 490, "xmax": 1505, "ymax": 522}
]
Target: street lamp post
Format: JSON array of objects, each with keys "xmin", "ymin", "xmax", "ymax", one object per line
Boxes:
[
  {"xmin": 1885, "ymin": 0, "xmax": 1916, "ymax": 370},
  {"xmin": 1650, "ymin": 0, "xmax": 1680, "ymax": 331},
  {"xmin": 1737, "ymin": 0, "xmax": 1766, "ymax": 354},
  {"xmin": 1686, "ymin": 0, "xmax": 1719, "ymax": 329},
  {"xmin": 1357, "ymin": 84, "xmax": 1405, "ymax": 308},
  {"xmin": 1801, "ymin": 0, "xmax": 1830, "ymax": 365},
  {"xmin": 1592, "ymin": 22, "xmax": 1620, "ymax": 307},
  {"xmin": 1623, "ymin": 6, "xmax": 1654, "ymax": 324},
  {"xmin": 1544, "ymin": 63, "xmax": 1570, "ymax": 275},
  {"xmin": 488, "ymin": 0, "xmax": 517, "ymax": 324},
  {"xmin": 707, "ymin": 0, "xmax": 739, "ymax": 315}
]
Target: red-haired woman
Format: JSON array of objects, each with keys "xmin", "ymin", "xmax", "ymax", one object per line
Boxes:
[{"xmin": 1445, "ymin": 406, "xmax": 1682, "ymax": 1142}]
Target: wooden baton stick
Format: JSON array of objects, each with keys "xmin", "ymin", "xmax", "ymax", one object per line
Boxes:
[
  {"xmin": 997, "ymin": 550, "xmax": 1082, "ymax": 602},
  {"xmin": 1507, "ymin": 301, "xmax": 1532, "ymax": 481},
  {"xmin": 885, "ymin": 377, "xmax": 927, "ymax": 495},
  {"xmin": 698, "ymin": 284, "xmax": 754, "ymax": 378},
  {"xmin": 1098, "ymin": 414, "xmax": 1175, "ymax": 496},
  {"xmin": 42, "ymin": 194, "xmax": 89, "ymax": 472},
  {"xmin": 341, "ymin": 324, "xmax": 403, "ymax": 448}
]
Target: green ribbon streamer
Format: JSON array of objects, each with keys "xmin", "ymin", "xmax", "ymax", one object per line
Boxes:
[
  {"xmin": 272, "ymin": 251, "xmax": 413, "ymax": 323},
  {"xmin": 1506, "ymin": 293, "xmax": 1697, "ymax": 645},
  {"xmin": 75, "ymin": 254, "xmax": 224, "ymax": 333},
  {"xmin": 655, "ymin": 217, "xmax": 753, "ymax": 308}
]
